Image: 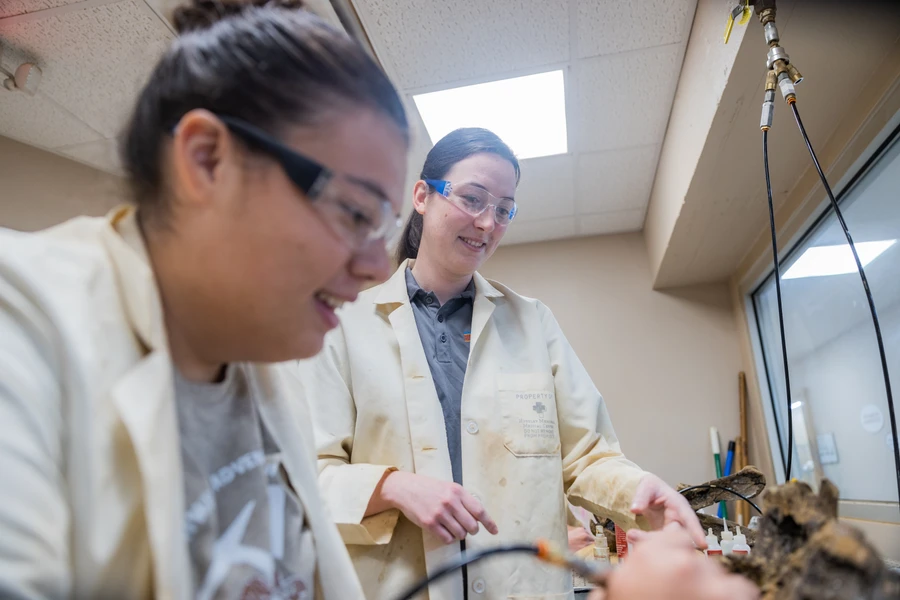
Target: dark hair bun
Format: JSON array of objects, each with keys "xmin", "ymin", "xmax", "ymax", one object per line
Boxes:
[{"xmin": 172, "ymin": 0, "xmax": 306, "ymax": 34}]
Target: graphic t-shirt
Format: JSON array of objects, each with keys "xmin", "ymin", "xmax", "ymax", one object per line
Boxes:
[{"xmin": 175, "ymin": 364, "xmax": 315, "ymax": 600}]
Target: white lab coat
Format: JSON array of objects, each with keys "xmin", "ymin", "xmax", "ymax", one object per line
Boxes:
[
  {"xmin": 0, "ymin": 206, "xmax": 364, "ymax": 600},
  {"xmin": 295, "ymin": 261, "xmax": 648, "ymax": 600}
]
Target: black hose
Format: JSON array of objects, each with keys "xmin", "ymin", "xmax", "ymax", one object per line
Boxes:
[
  {"xmin": 763, "ymin": 128, "xmax": 795, "ymax": 481},
  {"xmin": 789, "ymin": 101, "xmax": 900, "ymax": 516},
  {"xmin": 678, "ymin": 483, "xmax": 763, "ymax": 515},
  {"xmin": 393, "ymin": 545, "xmax": 539, "ymax": 600}
]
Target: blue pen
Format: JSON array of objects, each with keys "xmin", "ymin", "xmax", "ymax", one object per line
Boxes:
[{"xmin": 719, "ymin": 441, "xmax": 736, "ymax": 519}]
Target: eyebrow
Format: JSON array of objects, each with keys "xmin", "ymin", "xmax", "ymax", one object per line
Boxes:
[
  {"xmin": 346, "ymin": 175, "xmax": 391, "ymax": 203},
  {"xmin": 464, "ymin": 182, "xmax": 515, "ymax": 202}
]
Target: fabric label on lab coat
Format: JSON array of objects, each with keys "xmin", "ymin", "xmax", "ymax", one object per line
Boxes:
[{"xmin": 498, "ymin": 374, "xmax": 561, "ymax": 456}]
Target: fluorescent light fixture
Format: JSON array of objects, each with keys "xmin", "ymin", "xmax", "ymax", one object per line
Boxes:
[
  {"xmin": 783, "ymin": 240, "xmax": 896, "ymax": 280},
  {"xmin": 412, "ymin": 70, "xmax": 567, "ymax": 160}
]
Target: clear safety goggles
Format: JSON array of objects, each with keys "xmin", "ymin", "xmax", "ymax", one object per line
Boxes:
[{"xmin": 425, "ymin": 179, "xmax": 517, "ymax": 225}]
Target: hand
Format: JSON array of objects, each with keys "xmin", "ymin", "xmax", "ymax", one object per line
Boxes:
[
  {"xmin": 567, "ymin": 525, "xmax": 595, "ymax": 553},
  {"xmin": 631, "ymin": 473, "xmax": 707, "ymax": 548},
  {"xmin": 377, "ymin": 471, "xmax": 499, "ymax": 544},
  {"xmin": 589, "ymin": 524, "xmax": 759, "ymax": 600}
]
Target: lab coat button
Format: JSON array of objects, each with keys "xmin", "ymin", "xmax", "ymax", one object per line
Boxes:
[
  {"xmin": 466, "ymin": 421, "xmax": 479, "ymax": 435},
  {"xmin": 472, "ymin": 579, "xmax": 486, "ymax": 594}
]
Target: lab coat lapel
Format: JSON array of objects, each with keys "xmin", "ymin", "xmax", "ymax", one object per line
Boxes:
[
  {"xmin": 101, "ymin": 207, "xmax": 191, "ymax": 599},
  {"xmin": 377, "ymin": 263, "xmax": 463, "ymax": 600},
  {"xmin": 110, "ymin": 353, "xmax": 189, "ymax": 599},
  {"xmin": 470, "ymin": 272, "xmax": 503, "ymax": 353},
  {"xmin": 248, "ymin": 365, "xmax": 360, "ymax": 600}
]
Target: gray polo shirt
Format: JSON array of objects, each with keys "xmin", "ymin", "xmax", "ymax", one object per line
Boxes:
[{"xmin": 405, "ymin": 268, "xmax": 474, "ymax": 485}]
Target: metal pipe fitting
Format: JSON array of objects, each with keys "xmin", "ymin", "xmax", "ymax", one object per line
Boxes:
[
  {"xmin": 760, "ymin": 89, "xmax": 776, "ymax": 130},
  {"xmin": 787, "ymin": 63, "xmax": 803, "ymax": 84},
  {"xmin": 777, "ymin": 71, "xmax": 796, "ymax": 103},
  {"xmin": 766, "ymin": 69, "xmax": 778, "ymax": 92},
  {"xmin": 757, "ymin": 6, "xmax": 777, "ymax": 26},
  {"xmin": 764, "ymin": 22, "xmax": 780, "ymax": 46},
  {"xmin": 767, "ymin": 46, "xmax": 790, "ymax": 70}
]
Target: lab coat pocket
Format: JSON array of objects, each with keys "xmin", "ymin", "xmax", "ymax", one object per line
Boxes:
[{"xmin": 498, "ymin": 373, "xmax": 561, "ymax": 457}]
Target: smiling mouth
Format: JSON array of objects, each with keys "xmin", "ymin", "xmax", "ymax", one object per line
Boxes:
[
  {"xmin": 460, "ymin": 237, "xmax": 486, "ymax": 250},
  {"xmin": 314, "ymin": 291, "xmax": 346, "ymax": 310}
]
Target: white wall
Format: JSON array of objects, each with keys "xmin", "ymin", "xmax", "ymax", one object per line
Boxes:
[
  {"xmin": 481, "ymin": 234, "xmax": 744, "ymax": 488},
  {"xmin": 0, "ymin": 136, "xmax": 124, "ymax": 231}
]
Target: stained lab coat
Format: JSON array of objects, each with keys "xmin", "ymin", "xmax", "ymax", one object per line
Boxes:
[
  {"xmin": 0, "ymin": 206, "xmax": 364, "ymax": 600},
  {"xmin": 295, "ymin": 261, "xmax": 648, "ymax": 600}
]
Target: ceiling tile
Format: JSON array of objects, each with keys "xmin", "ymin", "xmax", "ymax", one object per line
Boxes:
[
  {"xmin": 500, "ymin": 216, "xmax": 575, "ymax": 246},
  {"xmin": 514, "ymin": 154, "xmax": 575, "ymax": 222},
  {"xmin": 0, "ymin": 0, "xmax": 84, "ymax": 19},
  {"xmin": 576, "ymin": 209, "xmax": 645, "ymax": 236},
  {"xmin": 0, "ymin": 0, "xmax": 174, "ymax": 138},
  {"xmin": 56, "ymin": 137, "xmax": 122, "ymax": 174},
  {"xmin": 575, "ymin": 0, "xmax": 695, "ymax": 59},
  {"xmin": 575, "ymin": 145, "xmax": 659, "ymax": 213},
  {"xmin": 353, "ymin": 0, "xmax": 569, "ymax": 90},
  {"xmin": 0, "ymin": 90, "xmax": 101, "ymax": 148},
  {"xmin": 571, "ymin": 43, "xmax": 682, "ymax": 153}
]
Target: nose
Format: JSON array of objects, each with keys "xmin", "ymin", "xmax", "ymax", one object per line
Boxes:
[
  {"xmin": 474, "ymin": 208, "xmax": 496, "ymax": 232},
  {"xmin": 349, "ymin": 237, "xmax": 392, "ymax": 284}
]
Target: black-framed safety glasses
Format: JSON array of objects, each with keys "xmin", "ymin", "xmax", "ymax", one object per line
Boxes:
[{"xmin": 217, "ymin": 114, "xmax": 402, "ymax": 247}]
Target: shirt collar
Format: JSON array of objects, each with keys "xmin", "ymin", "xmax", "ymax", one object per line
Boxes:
[{"xmin": 405, "ymin": 268, "xmax": 475, "ymax": 304}]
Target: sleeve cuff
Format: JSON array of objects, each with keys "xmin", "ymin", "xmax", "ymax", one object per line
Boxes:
[
  {"xmin": 319, "ymin": 463, "xmax": 400, "ymax": 545},
  {"xmin": 567, "ymin": 464, "xmax": 649, "ymax": 531}
]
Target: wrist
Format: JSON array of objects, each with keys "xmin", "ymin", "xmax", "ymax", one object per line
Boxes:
[
  {"xmin": 365, "ymin": 468, "xmax": 402, "ymax": 517},
  {"xmin": 377, "ymin": 469, "xmax": 405, "ymax": 509}
]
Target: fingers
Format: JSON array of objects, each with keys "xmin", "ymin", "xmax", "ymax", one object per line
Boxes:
[
  {"xmin": 659, "ymin": 521, "xmax": 697, "ymax": 549},
  {"xmin": 448, "ymin": 500, "xmax": 480, "ymax": 536},
  {"xmin": 437, "ymin": 512, "xmax": 469, "ymax": 541},
  {"xmin": 678, "ymin": 504, "xmax": 708, "ymax": 549},
  {"xmin": 630, "ymin": 475, "xmax": 656, "ymax": 514},
  {"xmin": 625, "ymin": 527, "xmax": 649, "ymax": 545},
  {"xmin": 630, "ymin": 522, "xmax": 696, "ymax": 555},
  {"xmin": 425, "ymin": 520, "xmax": 456, "ymax": 545},
  {"xmin": 663, "ymin": 491, "xmax": 707, "ymax": 548},
  {"xmin": 461, "ymin": 492, "xmax": 499, "ymax": 535}
]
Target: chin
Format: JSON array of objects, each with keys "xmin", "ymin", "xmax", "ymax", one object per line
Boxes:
[
  {"xmin": 453, "ymin": 253, "xmax": 486, "ymax": 273},
  {"xmin": 291, "ymin": 334, "xmax": 325, "ymax": 360}
]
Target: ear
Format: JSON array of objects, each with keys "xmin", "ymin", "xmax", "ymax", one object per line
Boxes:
[
  {"xmin": 412, "ymin": 179, "xmax": 429, "ymax": 216},
  {"xmin": 169, "ymin": 109, "xmax": 235, "ymax": 209}
]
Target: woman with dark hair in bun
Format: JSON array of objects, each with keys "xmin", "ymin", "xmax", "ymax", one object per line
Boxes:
[{"xmin": 0, "ymin": 1, "xmax": 409, "ymax": 598}]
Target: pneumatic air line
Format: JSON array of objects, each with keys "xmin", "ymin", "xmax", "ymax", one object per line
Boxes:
[{"xmin": 731, "ymin": 0, "xmax": 900, "ymax": 511}]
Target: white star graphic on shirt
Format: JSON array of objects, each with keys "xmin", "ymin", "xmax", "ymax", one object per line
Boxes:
[{"xmin": 197, "ymin": 500, "xmax": 275, "ymax": 600}]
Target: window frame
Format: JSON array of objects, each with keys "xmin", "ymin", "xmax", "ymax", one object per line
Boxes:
[{"xmin": 745, "ymin": 112, "xmax": 900, "ymax": 523}]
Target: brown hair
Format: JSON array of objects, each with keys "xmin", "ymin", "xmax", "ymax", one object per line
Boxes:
[
  {"xmin": 122, "ymin": 0, "xmax": 408, "ymax": 223},
  {"xmin": 395, "ymin": 127, "xmax": 519, "ymax": 264}
]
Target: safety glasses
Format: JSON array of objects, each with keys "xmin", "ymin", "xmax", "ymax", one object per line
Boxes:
[
  {"xmin": 425, "ymin": 178, "xmax": 517, "ymax": 225},
  {"xmin": 217, "ymin": 114, "xmax": 402, "ymax": 248}
]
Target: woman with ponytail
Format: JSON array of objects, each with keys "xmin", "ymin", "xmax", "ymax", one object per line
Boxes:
[{"xmin": 297, "ymin": 127, "xmax": 707, "ymax": 599}]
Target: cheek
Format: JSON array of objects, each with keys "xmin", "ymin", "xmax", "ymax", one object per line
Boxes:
[
  {"xmin": 245, "ymin": 175, "xmax": 348, "ymax": 295},
  {"xmin": 431, "ymin": 207, "xmax": 471, "ymax": 240}
]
